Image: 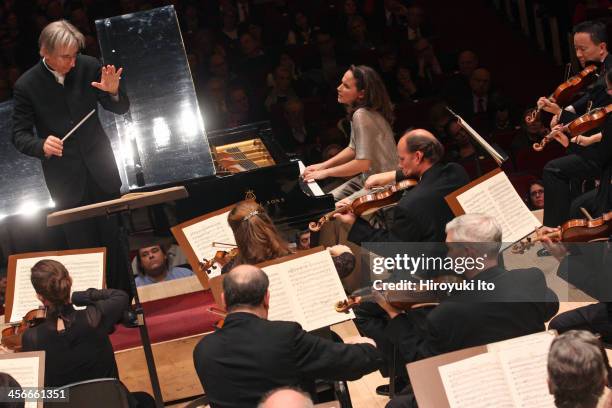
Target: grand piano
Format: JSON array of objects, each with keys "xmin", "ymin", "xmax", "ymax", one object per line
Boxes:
[{"xmin": 0, "ymin": 6, "xmax": 334, "ymax": 260}]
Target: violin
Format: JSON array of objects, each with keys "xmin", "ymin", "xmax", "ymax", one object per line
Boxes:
[
  {"xmin": 512, "ymin": 211, "xmax": 612, "ymax": 254},
  {"xmin": 526, "ymin": 64, "xmax": 598, "ymax": 124},
  {"xmin": 1, "ymin": 307, "xmax": 47, "ymax": 352},
  {"xmin": 533, "ymin": 103, "xmax": 612, "ymax": 151},
  {"xmin": 309, "ymin": 179, "xmax": 418, "ymax": 232},
  {"xmin": 199, "ymin": 248, "xmax": 240, "ymax": 275},
  {"xmin": 335, "ymin": 275, "xmax": 463, "ymax": 313}
]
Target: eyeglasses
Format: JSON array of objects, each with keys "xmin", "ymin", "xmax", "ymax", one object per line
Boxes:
[{"xmin": 530, "ymin": 189, "xmax": 544, "ymax": 196}]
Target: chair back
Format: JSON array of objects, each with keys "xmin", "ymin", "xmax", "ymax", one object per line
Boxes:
[{"xmin": 45, "ymin": 378, "xmax": 131, "ymax": 408}]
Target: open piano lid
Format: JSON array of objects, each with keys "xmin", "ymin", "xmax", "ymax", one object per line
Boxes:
[{"xmin": 96, "ymin": 5, "xmax": 215, "ymax": 191}]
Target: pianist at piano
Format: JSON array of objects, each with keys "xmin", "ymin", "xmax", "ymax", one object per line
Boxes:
[{"xmin": 302, "ymin": 65, "xmax": 398, "ymax": 201}]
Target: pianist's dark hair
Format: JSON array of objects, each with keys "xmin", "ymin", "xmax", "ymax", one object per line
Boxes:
[
  {"xmin": 228, "ymin": 200, "xmax": 292, "ymax": 266},
  {"xmin": 347, "ymin": 64, "xmax": 395, "ymax": 125}
]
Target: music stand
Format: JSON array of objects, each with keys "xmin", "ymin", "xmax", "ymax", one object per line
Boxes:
[{"xmin": 47, "ymin": 186, "xmax": 189, "ymax": 408}]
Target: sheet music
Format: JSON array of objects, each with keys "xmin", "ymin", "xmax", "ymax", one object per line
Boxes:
[
  {"xmin": 499, "ymin": 345, "xmax": 555, "ymax": 407},
  {"xmin": 0, "ymin": 355, "xmax": 41, "ymax": 408},
  {"xmin": 487, "ymin": 331, "xmax": 555, "ymax": 354},
  {"xmin": 440, "ymin": 331, "xmax": 555, "ymax": 408},
  {"xmin": 181, "ymin": 211, "xmax": 236, "ymax": 277},
  {"xmin": 263, "ymin": 250, "xmax": 355, "ymax": 332},
  {"xmin": 439, "ymin": 352, "xmax": 514, "ymax": 408},
  {"xmin": 455, "ymin": 171, "xmax": 541, "ymax": 246},
  {"xmin": 10, "ymin": 252, "xmax": 104, "ymax": 323}
]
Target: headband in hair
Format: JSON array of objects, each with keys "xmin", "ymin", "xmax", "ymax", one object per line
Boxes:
[{"xmin": 243, "ymin": 210, "xmax": 260, "ymax": 221}]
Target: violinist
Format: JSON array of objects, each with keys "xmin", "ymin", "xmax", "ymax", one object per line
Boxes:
[
  {"xmin": 335, "ymin": 129, "xmax": 469, "ymax": 244},
  {"xmin": 21, "ymin": 259, "xmax": 127, "ymax": 386},
  {"xmin": 542, "ymin": 68, "xmax": 612, "ymax": 227},
  {"xmin": 382, "ymin": 214, "xmax": 558, "ymax": 408},
  {"xmin": 537, "ymin": 20, "xmax": 611, "ymax": 127},
  {"xmin": 222, "ymin": 200, "xmax": 293, "ymax": 274},
  {"xmin": 20, "ymin": 260, "xmax": 154, "ymax": 407}
]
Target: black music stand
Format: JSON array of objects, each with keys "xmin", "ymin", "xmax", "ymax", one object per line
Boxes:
[{"xmin": 47, "ymin": 186, "xmax": 189, "ymax": 408}]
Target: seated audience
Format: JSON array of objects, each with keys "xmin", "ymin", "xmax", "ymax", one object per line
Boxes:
[
  {"xmin": 193, "ymin": 264, "xmax": 383, "ymax": 407},
  {"xmin": 264, "ymin": 66, "xmax": 298, "ymax": 112},
  {"xmin": 547, "ymin": 330, "xmax": 608, "ymax": 408},
  {"xmin": 258, "ymin": 387, "xmax": 314, "ymax": 408},
  {"xmin": 135, "ymin": 244, "xmax": 193, "ymax": 287},
  {"xmin": 527, "ymin": 180, "xmax": 545, "ymax": 210}
]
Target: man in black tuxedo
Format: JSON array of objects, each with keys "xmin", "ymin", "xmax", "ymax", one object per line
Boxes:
[
  {"xmin": 333, "ymin": 129, "xmax": 469, "ymax": 395},
  {"xmin": 382, "ymin": 214, "xmax": 559, "ymax": 408},
  {"xmin": 336, "ymin": 128, "xmax": 470, "ymax": 244},
  {"xmin": 193, "ymin": 264, "xmax": 383, "ymax": 408},
  {"xmin": 11, "ymin": 20, "xmax": 131, "ymax": 294}
]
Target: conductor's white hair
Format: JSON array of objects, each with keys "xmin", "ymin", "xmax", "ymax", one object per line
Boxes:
[
  {"xmin": 446, "ymin": 214, "xmax": 502, "ymax": 244},
  {"xmin": 39, "ymin": 20, "xmax": 85, "ymax": 55}
]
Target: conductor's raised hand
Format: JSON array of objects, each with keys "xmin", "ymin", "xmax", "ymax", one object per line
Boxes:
[
  {"xmin": 91, "ymin": 65, "xmax": 123, "ymax": 95},
  {"xmin": 43, "ymin": 135, "xmax": 63, "ymax": 158}
]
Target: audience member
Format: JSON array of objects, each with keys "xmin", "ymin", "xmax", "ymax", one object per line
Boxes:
[
  {"xmin": 527, "ymin": 180, "xmax": 545, "ymax": 210},
  {"xmin": 264, "ymin": 66, "xmax": 298, "ymax": 112},
  {"xmin": 135, "ymin": 244, "xmax": 193, "ymax": 287}
]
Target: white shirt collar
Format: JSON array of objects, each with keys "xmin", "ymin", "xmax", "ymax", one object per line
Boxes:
[{"xmin": 42, "ymin": 58, "xmax": 65, "ymax": 85}]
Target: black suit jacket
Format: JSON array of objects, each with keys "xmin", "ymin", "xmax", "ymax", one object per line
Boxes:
[
  {"xmin": 385, "ymin": 266, "xmax": 559, "ymax": 363},
  {"xmin": 12, "ymin": 55, "xmax": 130, "ymax": 208},
  {"xmin": 348, "ymin": 162, "xmax": 470, "ymax": 244},
  {"xmin": 193, "ymin": 312, "xmax": 383, "ymax": 408}
]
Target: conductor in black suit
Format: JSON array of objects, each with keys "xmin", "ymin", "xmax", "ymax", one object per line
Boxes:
[
  {"xmin": 193, "ymin": 264, "xmax": 384, "ymax": 408},
  {"xmin": 11, "ymin": 20, "xmax": 131, "ymax": 294}
]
